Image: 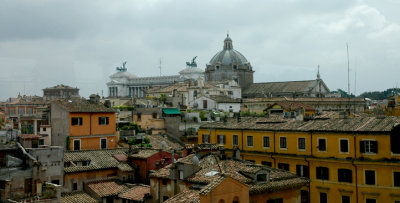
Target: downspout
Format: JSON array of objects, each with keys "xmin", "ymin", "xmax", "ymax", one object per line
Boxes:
[
  {"xmin": 308, "ymin": 131, "xmax": 313, "ymax": 203},
  {"xmin": 272, "ymin": 131, "xmax": 276, "ymax": 167},
  {"xmin": 17, "ymin": 142, "xmax": 38, "ymax": 163},
  {"xmin": 352, "ymin": 133, "xmax": 358, "ymax": 203},
  {"xmin": 241, "ymin": 129, "xmax": 244, "ymax": 159}
]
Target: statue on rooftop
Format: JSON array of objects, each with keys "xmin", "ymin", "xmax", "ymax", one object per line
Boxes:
[
  {"xmin": 186, "ymin": 56, "xmax": 197, "ymax": 68},
  {"xmin": 116, "ymin": 61, "xmax": 127, "ymax": 72}
]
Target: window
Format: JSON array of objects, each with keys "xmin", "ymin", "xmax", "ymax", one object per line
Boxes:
[
  {"xmin": 73, "ymin": 140, "xmax": 81, "ymax": 151},
  {"xmin": 338, "ymin": 169, "xmax": 352, "ymax": 183},
  {"xmin": 233, "ymin": 135, "xmax": 238, "ymax": 146},
  {"xmin": 257, "ymin": 174, "xmax": 267, "ymax": 182},
  {"xmin": 360, "ymin": 140, "xmax": 378, "ymax": 154},
  {"xmin": 73, "ymin": 182, "xmax": 77, "ymax": 191},
  {"xmin": 391, "ymin": 125, "xmax": 400, "ymax": 154},
  {"xmin": 217, "ymin": 135, "xmax": 225, "ymax": 145},
  {"xmin": 43, "ymin": 127, "xmax": 46, "ymax": 132},
  {"xmin": 318, "ymin": 138, "xmax": 326, "ymax": 151},
  {"xmin": 263, "ymin": 136, "xmax": 270, "ymax": 148},
  {"xmin": 39, "ymin": 139, "xmax": 44, "ymax": 146},
  {"xmin": 202, "ymin": 134, "xmax": 209, "ymax": 143},
  {"xmin": 101, "ymin": 138, "xmax": 107, "ymax": 149},
  {"xmin": 71, "ymin": 117, "xmax": 83, "ymax": 126},
  {"xmin": 278, "ymin": 163, "xmax": 289, "ymax": 171},
  {"xmin": 203, "ymin": 100, "xmax": 208, "ymax": 109},
  {"xmin": 301, "ymin": 190, "xmax": 309, "ymax": 203},
  {"xmin": 10, "ymin": 109, "xmax": 14, "ymax": 114},
  {"xmin": 340, "ymin": 139, "xmax": 349, "ymax": 153},
  {"xmin": 19, "ymin": 109, "xmax": 24, "ymax": 115},
  {"xmin": 316, "ymin": 167, "xmax": 329, "ymax": 180},
  {"xmin": 320, "ymin": 193, "xmax": 327, "ymax": 203},
  {"xmin": 267, "ymin": 199, "xmax": 283, "ymax": 203},
  {"xmin": 342, "ymin": 195, "xmax": 350, "ymax": 203},
  {"xmin": 280, "ymin": 137, "xmax": 287, "ymax": 149},
  {"xmin": 247, "ymin": 136, "xmax": 253, "ymax": 147},
  {"xmin": 137, "ymin": 113, "xmax": 141, "ymax": 121},
  {"xmin": 152, "ymin": 113, "xmax": 157, "ymax": 119},
  {"xmin": 365, "ymin": 199, "xmax": 376, "ymax": 203},
  {"xmin": 394, "ymin": 172, "xmax": 400, "ymax": 187},
  {"xmin": 261, "ymin": 161, "xmax": 272, "ymax": 167},
  {"xmin": 365, "ymin": 170, "xmax": 376, "ymax": 185},
  {"xmin": 179, "ymin": 170, "xmax": 184, "ymax": 180},
  {"xmin": 98, "ymin": 117, "xmax": 109, "ymax": 125},
  {"xmin": 298, "ymin": 137, "xmax": 306, "ymax": 150},
  {"xmin": 27, "ymin": 109, "xmax": 32, "ymax": 115},
  {"xmin": 296, "ymin": 165, "xmax": 309, "ymax": 178}
]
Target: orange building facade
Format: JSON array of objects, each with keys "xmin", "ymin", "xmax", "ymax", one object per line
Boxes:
[{"xmin": 51, "ymin": 100, "xmax": 117, "ymax": 150}]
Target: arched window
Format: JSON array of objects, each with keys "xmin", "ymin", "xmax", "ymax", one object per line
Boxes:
[
  {"xmin": 193, "ymin": 90, "xmax": 198, "ymax": 98},
  {"xmin": 233, "ymin": 196, "xmax": 239, "ymax": 203},
  {"xmin": 219, "ymin": 199, "xmax": 225, "ymax": 203}
]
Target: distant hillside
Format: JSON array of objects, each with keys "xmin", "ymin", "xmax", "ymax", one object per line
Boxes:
[{"xmin": 359, "ymin": 88, "xmax": 400, "ymax": 100}]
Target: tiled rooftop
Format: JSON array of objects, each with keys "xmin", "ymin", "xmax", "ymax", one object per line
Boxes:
[
  {"xmin": 147, "ymin": 134, "xmax": 184, "ymax": 151},
  {"xmin": 268, "ymin": 101, "xmax": 314, "ymax": 111},
  {"xmin": 150, "ymin": 154, "xmax": 309, "ymax": 194},
  {"xmin": 200, "ymin": 116, "xmax": 400, "ymax": 133},
  {"xmin": 64, "ymin": 148, "xmax": 133, "ymax": 173},
  {"xmin": 129, "ymin": 149, "xmax": 159, "ymax": 159},
  {"xmin": 164, "ymin": 189, "xmax": 200, "ymax": 203},
  {"xmin": 53, "ymin": 99, "xmax": 115, "ymax": 113},
  {"xmin": 19, "ymin": 134, "xmax": 41, "ymax": 139},
  {"xmin": 61, "ymin": 191, "xmax": 98, "ymax": 203},
  {"xmin": 118, "ymin": 185, "xmax": 150, "ymax": 201},
  {"xmin": 243, "ymin": 80, "xmax": 319, "ymax": 95},
  {"xmin": 87, "ymin": 180, "xmax": 128, "ymax": 197}
]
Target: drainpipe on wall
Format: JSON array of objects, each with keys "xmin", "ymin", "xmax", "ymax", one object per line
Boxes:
[
  {"xmin": 309, "ymin": 131, "xmax": 313, "ymax": 203},
  {"xmin": 272, "ymin": 131, "xmax": 276, "ymax": 167},
  {"xmin": 353, "ymin": 133, "xmax": 359, "ymax": 203}
]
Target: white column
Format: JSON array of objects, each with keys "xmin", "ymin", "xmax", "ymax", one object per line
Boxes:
[{"xmin": 34, "ymin": 120, "xmax": 37, "ymax": 135}]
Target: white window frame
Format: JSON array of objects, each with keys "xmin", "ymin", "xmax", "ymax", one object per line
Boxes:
[
  {"xmin": 279, "ymin": 136, "xmax": 287, "ymax": 150},
  {"xmin": 263, "ymin": 136, "xmax": 270, "ymax": 149},
  {"xmin": 317, "ymin": 137, "xmax": 327, "ymax": 152},
  {"xmin": 99, "ymin": 117, "xmax": 109, "ymax": 125},
  {"xmin": 247, "ymin": 135, "xmax": 254, "ymax": 147},
  {"xmin": 339, "ymin": 138, "xmax": 350, "ymax": 154},
  {"xmin": 364, "ymin": 169, "xmax": 377, "ymax": 186},
  {"xmin": 361, "ymin": 139, "xmax": 377, "ymax": 154},
  {"xmin": 297, "ymin": 137, "xmax": 306, "ymax": 151},
  {"xmin": 218, "ymin": 134, "xmax": 224, "ymax": 145},
  {"xmin": 73, "ymin": 139, "xmax": 81, "ymax": 151},
  {"xmin": 100, "ymin": 138, "xmax": 107, "ymax": 149}
]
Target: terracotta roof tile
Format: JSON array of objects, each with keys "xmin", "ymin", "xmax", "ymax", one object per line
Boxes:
[
  {"xmin": 64, "ymin": 148, "xmax": 133, "ymax": 173},
  {"xmin": 88, "ymin": 180, "xmax": 128, "ymax": 197},
  {"xmin": 164, "ymin": 189, "xmax": 200, "ymax": 203},
  {"xmin": 129, "ymin": 149, "xmax": 159, "ymax": 159},
  {"xmin": 61, "ymin": 191, "xmax": 97, "ymax": 203},
  {"xmin": 53, "ymin": 99, "xmax": 115, "ymax": 113},
  {"xmin": 118, "ymin": 185, "xmax": 150, "ymax": 201},
  {"xmin": 200, "ymin": 116, "xmax": 400, "ymax": 133},
  {"xmin": 151, "ymin": 154, "xmax": 309, "ymax": 194}
]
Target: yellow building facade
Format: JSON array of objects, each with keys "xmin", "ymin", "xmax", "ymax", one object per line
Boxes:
[{"xmin": 198, "ymin": 117, "xmax": 400, "ymax": 203}]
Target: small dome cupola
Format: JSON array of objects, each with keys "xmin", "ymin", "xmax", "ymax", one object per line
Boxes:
[{"xmin": 224, "ymin": 34, "xmax": 233, "ymax": 50}]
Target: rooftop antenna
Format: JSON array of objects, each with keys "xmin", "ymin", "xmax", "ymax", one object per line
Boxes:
[
  {"xmin": 347, "ymin": 43, "xmax": 350, "ymax": 97},
  {"xmin": 159, "ymin": 58, "xmax": 162, "ymax": 77}
]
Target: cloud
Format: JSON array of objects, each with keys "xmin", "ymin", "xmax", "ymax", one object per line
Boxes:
[{"xmin": 0, "ymin": 0, "xmax": 399, "ymax": 100}]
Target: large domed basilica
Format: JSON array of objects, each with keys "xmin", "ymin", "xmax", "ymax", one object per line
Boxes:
[{"xmin": 205, "ymin": 34, "xmax": 254, "ymax": 89}]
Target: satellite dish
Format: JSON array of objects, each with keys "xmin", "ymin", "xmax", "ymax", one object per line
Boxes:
[
  {"xmin": 192, "ymin": 155, "xmax": 199, "ymax": 165},
  {"xmin": 161, "ymin": 141, "xmax": 167, "ymax": 150}
]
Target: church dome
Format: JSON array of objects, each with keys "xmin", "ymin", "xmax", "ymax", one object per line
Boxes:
[{"xmin": 208, "ymin": 35, "xmax": 249, "ymax": 66}]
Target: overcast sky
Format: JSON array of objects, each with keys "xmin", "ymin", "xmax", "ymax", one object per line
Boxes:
[{"xmin": 1, "ymin": 0, "xmax": 400, "ymax": 100}]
